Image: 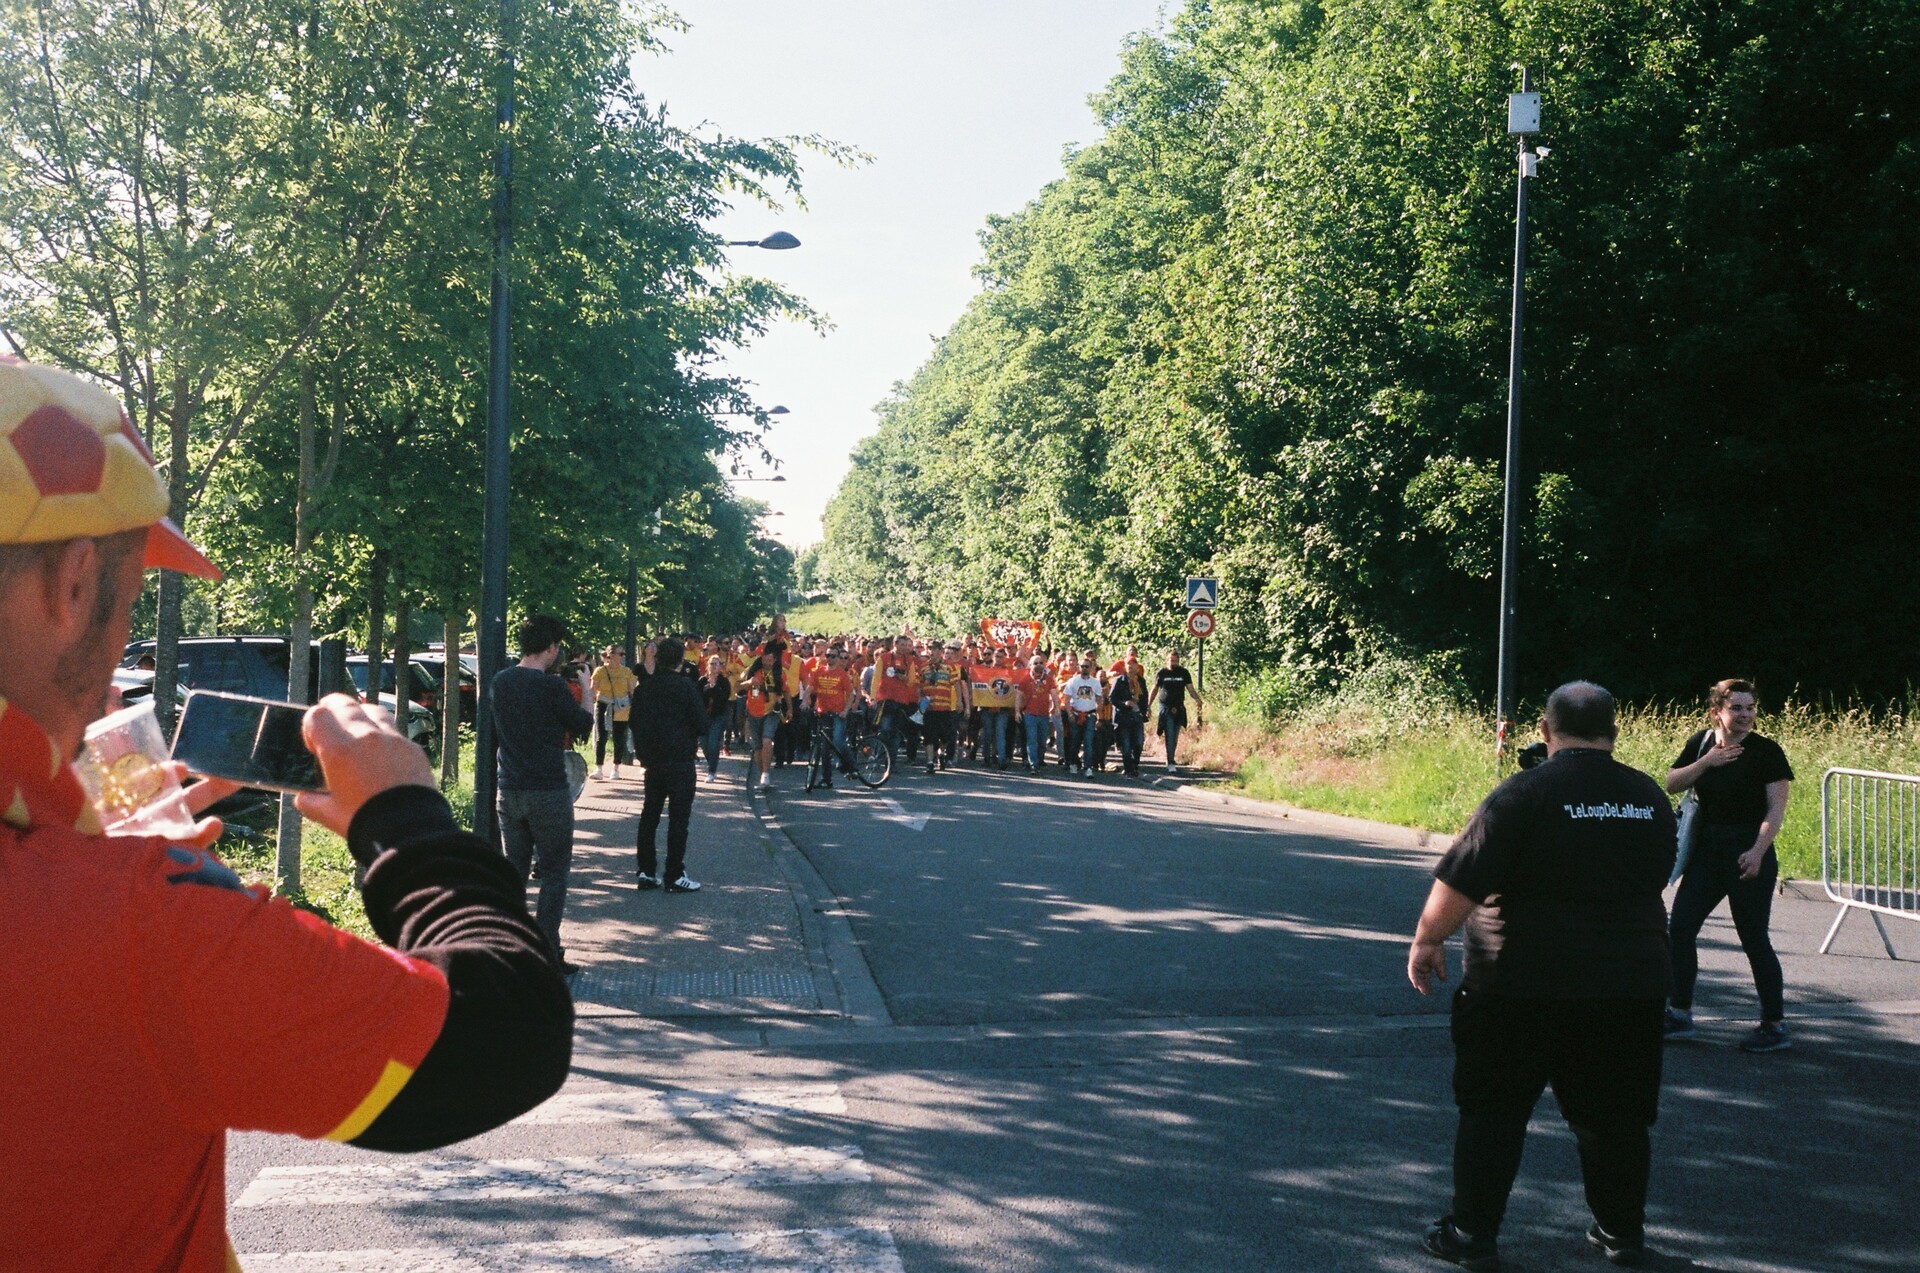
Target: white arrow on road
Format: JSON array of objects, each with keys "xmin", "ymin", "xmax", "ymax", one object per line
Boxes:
[{"xmin": 874, "ymin": 797, "xmax": 929, "ymax": 832}]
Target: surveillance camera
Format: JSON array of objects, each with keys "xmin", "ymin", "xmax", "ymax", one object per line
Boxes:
[{"xmin": 1535, "ymin": 147, "xmax": 1551, "ymax": 159}]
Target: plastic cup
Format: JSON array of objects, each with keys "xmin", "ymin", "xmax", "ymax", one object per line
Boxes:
[{"xmin": 74, "ymin": 700, "xmax": 201, "ymax": 841}]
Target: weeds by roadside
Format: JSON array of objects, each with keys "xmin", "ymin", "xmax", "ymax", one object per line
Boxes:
[{"xmin": 1189, "ymin": 660, "xmax": 1920, "ymax": 881}]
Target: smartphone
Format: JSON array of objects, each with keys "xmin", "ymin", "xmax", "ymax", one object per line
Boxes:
[{"xmin": 171, "ymin": 691, "xmax": 326, "ymax": 794}]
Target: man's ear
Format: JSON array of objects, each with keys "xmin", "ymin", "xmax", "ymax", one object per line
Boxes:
[
  {"xmin": 41, "ymin": 538, "xmax": 102, "ymax": 640},
  {"xmin": 1538, "ymin": 717, "xmax": 1554, "ymax": 745}
]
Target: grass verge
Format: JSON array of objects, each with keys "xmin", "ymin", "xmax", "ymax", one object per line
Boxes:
[
  {"xmin": 1188, "ymin": 674, "xmax": 1920, "ymax": 883},
  {"xmin": 209, "ymin": 730, "xmax": 586, "ymax": 940}
]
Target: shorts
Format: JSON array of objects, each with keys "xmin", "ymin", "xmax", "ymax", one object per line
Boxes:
[{"xmin": 746, "ymin": 713, "xmax": 776, "ymax": 747}]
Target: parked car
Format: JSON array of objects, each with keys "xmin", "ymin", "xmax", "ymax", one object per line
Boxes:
[
  {"xmin": 111, "ymin": 667, "xmax": 186, "ymax": 715},
  {"xmin": 120, "ymin": 636, "xmax": 438, "ymax": 759},
  {"xmin": 344, "ymin": 656, "xmax": 445, "ymax": 714}
]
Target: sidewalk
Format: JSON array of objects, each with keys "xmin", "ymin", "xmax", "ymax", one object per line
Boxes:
[{"xmin": 555, "ymin": 752, "xmax": 838, "ymax": 1022}]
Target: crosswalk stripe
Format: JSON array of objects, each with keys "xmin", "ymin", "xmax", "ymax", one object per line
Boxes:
[
  {"xmin": 238, "ymin": 1224, "xmax": 907, "ymax": 1272},
  {"xmin": 234, "ymin": 1146, "xmax": 870, "ymax": 1208},
  {"xmin": 512, "ymin": 1084, "xmax": 847, "ymax": 1125}
]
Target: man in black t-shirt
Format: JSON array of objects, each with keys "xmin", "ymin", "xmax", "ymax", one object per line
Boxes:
[
  {"xmin": 1408, "ymin": 682, "xmax": 1676, "ymax": 1271},
  {"xmin": 1147, "ymin": 648, "xmax": 1202, "ymax": 771}
]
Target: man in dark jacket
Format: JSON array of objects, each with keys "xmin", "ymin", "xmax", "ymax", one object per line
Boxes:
[
  {"xmin": 631, "ymin": 636, "xmax": 708, "ymax": 894},
  {"xmin": 1410, "ymin": 681, "xmax": 1677, "ymax": 1271}
]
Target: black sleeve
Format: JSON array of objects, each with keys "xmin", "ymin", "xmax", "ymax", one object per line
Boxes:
[
  {"xmin": 1435, "ymin": 781, "xmax": 1524, "ymax": 902},
  {"xmin": 551, "ymin": 675, "xmax": 595, "ymax": 738},
  {"xmin": 1671, "ymin": 729, "xmax": 1709, "ymax": 771},
  {"xmin": 341, "ymin": 786, "xmax": 573, "ymax": 1151},
  {"xmin": 1752, "ymin": 735, "xmax": 1795, "ymax": 784}
]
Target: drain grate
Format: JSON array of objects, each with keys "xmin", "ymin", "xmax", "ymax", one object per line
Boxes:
[{"xmin": 571, "ymin": 967, "xmax": 818, "ymax": 1011}]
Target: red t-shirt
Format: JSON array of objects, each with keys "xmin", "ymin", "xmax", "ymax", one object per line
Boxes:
[
  {"xmin": 810, "ymin": 668, "xmax": 853, "ymax": 715},
  {"xmin": 0, "ymin": 696, "xmax": 448, "ymax": 1272},
  {"xmin": 1019, "ymin": 671, "xmax": 1056, "ymax": 716},
  {"xmin": 872, "ymin": 651, "xmax": 920, "ymax": 705}
]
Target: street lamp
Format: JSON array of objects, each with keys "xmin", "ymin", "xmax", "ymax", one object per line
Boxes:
[
  {"xmin": 728, "ymin": 474, "xmax": 786, "ymax": 483},
  {"xmin": 1494, "ymin": 68, "xmax": 1549, "ymax": 764},
  {"xmin": 726, "ymin": 232, "xmax": 801, "ymax": 250},
  {"xmin": 474, "ymin": 0, "xmax": 518, "ymax": 845}
]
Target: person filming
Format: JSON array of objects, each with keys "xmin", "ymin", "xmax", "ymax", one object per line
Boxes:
[{"xmin": 0, "ymin": 358, "xmax": 571, "ymax": 1270}]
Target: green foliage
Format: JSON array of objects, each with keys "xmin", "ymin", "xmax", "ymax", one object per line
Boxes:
[{"xmin": 822, "ymin": 0, "xmax": 1920, "ymax": 703}]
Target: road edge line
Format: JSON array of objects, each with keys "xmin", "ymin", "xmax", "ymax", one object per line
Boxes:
[{"xmin": 751, "ymin": 785, "xmax": 895, "ymax": 1029}]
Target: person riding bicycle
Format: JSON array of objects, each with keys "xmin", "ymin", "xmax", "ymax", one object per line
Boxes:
[{"xmin": 805, "ymin": 647, "xmax": 858, "ymax": 788}]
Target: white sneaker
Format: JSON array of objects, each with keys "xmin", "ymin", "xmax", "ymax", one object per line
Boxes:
[
  {"xmin": 593, "ymin": 767, "xmax": 607, "ymax": 781},
  {"xmin": 612, "ymin": 765, "xmax": 623, "ymax": 780},
  {"xmin": 759, "ymin": 772, "xmax": 771, "ymax": 789},
  {"xmin": 665, "ymin": 874, "xmax": 702, "ymax": 893}
]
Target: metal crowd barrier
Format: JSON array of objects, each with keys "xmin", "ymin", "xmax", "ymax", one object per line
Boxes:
[{"xmin": 1820, "ymin": 767, "xmax": 1920, "ymax": 958}]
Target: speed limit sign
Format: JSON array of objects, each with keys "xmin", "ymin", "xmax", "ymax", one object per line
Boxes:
[{"xmin": 1186, "ymin": 609, "xmax": 1216, "ymax": 639}]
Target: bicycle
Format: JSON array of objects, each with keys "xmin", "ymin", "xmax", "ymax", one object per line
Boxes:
[{"xmin": 806, "ymin": 711, "xmax": 891, "ymax": 790}]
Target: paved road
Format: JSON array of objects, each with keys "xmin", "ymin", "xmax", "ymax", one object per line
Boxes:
[{"xmin": 226, "ymin": 759, "xmax": 1920, "ymax": 1271}]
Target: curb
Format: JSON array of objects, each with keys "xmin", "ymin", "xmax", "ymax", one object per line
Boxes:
[{"xmin": 749, "ymin": 782, "xmax": 895, "ymax": 1028}]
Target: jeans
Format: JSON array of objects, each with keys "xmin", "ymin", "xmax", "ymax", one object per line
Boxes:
[
  {"xmin": 877, "ymin": 700, "xmax": 914, "ymax": 760},
  {"xmin": 1023, "ymin": 714, "xmax": 1053, "ymax": 769},
  {"xmin": 979, "ymin": 709, "xmax": 1010, "ymax": 766},
  {"xmin": 1449, "ymin": 990, "xmax": 1663, "ymax": 1242},
  {"xmin": 638, "ymin": 759, "xmax": 697, "ymax": 883},
  {"xmin": 702, "ymin": 715, "xmax": 726, "ymax": 777},
  {"xmin": 1163, "ymin": 719, "xmax": 1183, "ymax": 766},
  {"xmin": 1072, "ymin": 715, "xmax": 1098, "ymax": 771},
  {"xmin": 1115, "ymin": 713, "xmax": 1144, "ymax": 773},
  {"xmin": 498, "ymin": 787, "xmax": 574, "ymax": 957},
  {"xmin": 1669, "ymin": 824, "xmax": 1785, "ymax": 1021}
]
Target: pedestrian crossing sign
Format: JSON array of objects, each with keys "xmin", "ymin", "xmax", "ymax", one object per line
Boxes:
[{"xmin": 1185, "ymin": 577, "xmax": 1218, "ymax": 609}]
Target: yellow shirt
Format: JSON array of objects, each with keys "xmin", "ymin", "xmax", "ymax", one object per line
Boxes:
[{"xmin": 591, "ymin": 665, "xmax": 640, "ymax": 721}]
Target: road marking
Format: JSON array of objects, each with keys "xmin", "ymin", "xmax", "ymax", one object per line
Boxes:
[
  {"xmin": 513, "ymin": 1084, "xmax": 847, "ymax": 1125},
  {"xmin": 874, "ymin": 797, "xmax": 929, "ymax": 832},
  {"xmin": 234, "ymin": 1146, "xmax": 871, "ymax": 1208},
  {"xmin": 240, "ymin": 1224, "xmax": 907, "ymax": 1271}
]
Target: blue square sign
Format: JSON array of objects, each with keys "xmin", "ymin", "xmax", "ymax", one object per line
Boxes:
[{"xmin": 1185, "ymin": 577, "xmax": 1218, "ymax": 609}]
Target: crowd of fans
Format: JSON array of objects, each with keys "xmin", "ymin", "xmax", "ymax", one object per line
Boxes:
[{"xmin": 566, "ymin": 615, "xmax": 1206, "ymax": 791}]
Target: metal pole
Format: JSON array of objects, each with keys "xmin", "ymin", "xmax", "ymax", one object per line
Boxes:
[
  {"xmin": 1196, "ymin": 637, "xmax": 1204, "ymax": 727},
  {"xmin": 473, "ymin": 0, "xmax": 515, "ymax": 843},
  {"xmin": 1494, "ymin": 67, "xmax": 1531, "ymax": 763},
  {"xmin": 624, "ymin": 555, "xmax": 638, "ymax": 664}
]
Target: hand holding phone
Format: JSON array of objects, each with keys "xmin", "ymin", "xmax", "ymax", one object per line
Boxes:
[
  {"xmin": 293, "ymin": 694, "xmax": 436, "ymax": 837},
  {"xmin": 172, "ymin": 691, "xmax": 325, "ymax": 794}
]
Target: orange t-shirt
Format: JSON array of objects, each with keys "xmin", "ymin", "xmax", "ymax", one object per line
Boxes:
[{"xmin": 0, "ymin": 695, "xmax": 448, "ymax": 1272}]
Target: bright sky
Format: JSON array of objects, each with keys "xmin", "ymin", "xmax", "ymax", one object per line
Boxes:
[{"xmin": 635, "ymin": 1, "xmax": 1168, "ymax": 548}]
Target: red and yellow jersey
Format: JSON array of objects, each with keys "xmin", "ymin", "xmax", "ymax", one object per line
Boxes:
[
  {"xmin": 0, "ymin": 695, "xmax": 447, "ymax": 1272},
  {"xmin": 919, "ymin": 663, "xmax": 963, "ymax": 712},
  {"xmin": 810, "ymin": 668, "xmax": 854, "ymax": 715},
  {"xmin": 723, "ymin": 652, "xmax": 749, "ymax": 690},
  {"xmin": 742, "ymin": 660, "xmax": 782, "ymax": 718},
  {"xmin": 872, "ymin": 651, "xmax": 920, "ymax": 705}
]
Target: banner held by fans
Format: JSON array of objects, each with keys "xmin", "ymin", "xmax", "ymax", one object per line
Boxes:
[{"xmin": 980, "ymin": 618, "xmax": 1045, "ymax": 647}]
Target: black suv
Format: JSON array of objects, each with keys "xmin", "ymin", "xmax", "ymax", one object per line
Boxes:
[{"xmin": 121, "ymin": 636, "xmax": 438, "ymax": 757}]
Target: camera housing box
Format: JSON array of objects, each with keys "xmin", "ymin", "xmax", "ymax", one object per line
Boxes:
[{"xmin": 1508, "ymin": 91, "xmax": 1542, "ymax": 134}]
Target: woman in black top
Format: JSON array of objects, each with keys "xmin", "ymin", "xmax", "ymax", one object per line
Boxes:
[
  {"xmin": 1664, "ymin": 678, "xmax": 1794, "ymax": 1053},
  {"xmin": 699, "ymin": 656, "xmax": 733, "ymax": 781}
]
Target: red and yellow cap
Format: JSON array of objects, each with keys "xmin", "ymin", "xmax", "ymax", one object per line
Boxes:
[{"xmin": 0, "ymin": 357, "xmax": 220, "ymax": 579}]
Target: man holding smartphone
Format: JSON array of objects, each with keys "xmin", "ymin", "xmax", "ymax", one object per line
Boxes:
[{"xmin": 0, "ymin": 358, "xmax": 572, "ymax": 1271}]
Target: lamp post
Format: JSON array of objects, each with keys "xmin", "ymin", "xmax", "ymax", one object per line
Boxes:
[
  {"xmin": 1494, "ymin": 69, "xmax": 1549, "ymax": 763},
  {"xmin": 473, "ymin": 0, "xmax": 516, "ymax": 845},
  {"xmin": 727, "ymin": 232, "xmax": 801, "ymax": 250}
]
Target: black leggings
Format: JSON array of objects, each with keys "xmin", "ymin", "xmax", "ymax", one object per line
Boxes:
[{"xmin": 1669, "ymin": 824, "xmax": 1784, "ymax": 1021}]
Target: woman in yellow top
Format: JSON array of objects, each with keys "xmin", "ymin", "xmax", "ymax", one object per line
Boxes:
[{"xmin": 590, "ymin": 645, "xmax": 640, "ymax": 779}]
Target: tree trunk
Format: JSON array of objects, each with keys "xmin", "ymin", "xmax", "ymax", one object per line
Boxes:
[
  {"xmin": 392, "ymin": 555, "xmax": 413, "ymax": 738},
  {"xmin": 441, "ymin": 612, "xmax": 462, "ymax": 786},
  {"xmin": 365, "ymin": 548, "xmax": 389, "ymax": 701},
  {"xmin": 275, "ymin": 357, "xmax": 319, "ymax": 894},
  {"xmin": 151, "ymin": 367, "xmax": 194, "ymax": 734}
]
